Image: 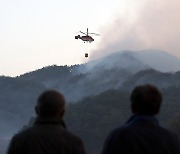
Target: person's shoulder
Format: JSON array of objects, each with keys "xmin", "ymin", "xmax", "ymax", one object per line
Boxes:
[
  {"xmin": 61, "ymin": 128, "xmax": 83, "ymax": 142},
  {"xmin": 112, "ymin": 125, "xmax": 134, "ymax": 135},
  {"xmin": 102, "ymin": 125, "xmax": 135, "ymax": 152},
  {"xmin": 106, "ymin": 126, "xmax": 133, "ymax": 142},
  {"xmin": 57, "ymin": 127, "xmax": 85, "ymax": 152},
  {"xmin": 11, "ymin": 126, "xmax": 34, "ymax": 141},
  {"xmin": 159, "ymin": 126, "xmax": 180, "ymax": 140}
]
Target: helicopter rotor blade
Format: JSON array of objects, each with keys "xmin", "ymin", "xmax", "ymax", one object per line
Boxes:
[
  {"xmin": 88, "ymin": 33, "xmax": 100, "ymax": 36},
  {"xmin": 79, "ymin": 31, "xmax": 87, "ymax": 35}
]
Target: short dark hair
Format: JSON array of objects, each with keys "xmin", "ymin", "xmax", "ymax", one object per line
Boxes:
[
  {"xmin": 37, "ymin": 90, "xmax": 65, "ymax": 117},
  {"xmin": 130, "ymin": 84, "xmax": 162, "ymax": 115}
]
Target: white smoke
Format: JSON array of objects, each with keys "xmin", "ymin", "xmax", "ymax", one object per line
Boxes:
[{"xmin": 91, "ymin": 0, "xmax": 180, "ymax": 59}]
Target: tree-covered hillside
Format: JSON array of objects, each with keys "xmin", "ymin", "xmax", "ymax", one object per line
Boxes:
[
  {"xmin": 65, "ymin": 87, "xmax": 180, "ymax": 154},
  {"xmin": 0, "ymin": 50, "xmax": 180, "ymax": 153},
  {"xmin": 0, "ymin": 66, "xmax": 180, "ymax": 138}
]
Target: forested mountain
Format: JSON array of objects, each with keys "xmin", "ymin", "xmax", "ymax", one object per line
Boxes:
[
  {"xmin": 17, "ymin": 50, "xmax": 180, "ymax": 102},
  {"xmin": 65, "ymin": 87, "xmax": 180, "ymax": 154},
  {"xmin": 0, "ymin": 76, "xmax": 45, "ymax": 136},
  {"xmin": 122, "ymin": 69, "xmax": 180, "ymax": 90},
  {"xmin": 0, "ymin": 50, "xmax": 180, "ymax": 153},
  {"xmin": 135, "ymin": 50, "xmax": 180, "ymax": 72}
]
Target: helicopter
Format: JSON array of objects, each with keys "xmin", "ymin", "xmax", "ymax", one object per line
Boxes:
[{"xmin": 75, "ymin": 28, "xmax": 99, "ymax": 43}]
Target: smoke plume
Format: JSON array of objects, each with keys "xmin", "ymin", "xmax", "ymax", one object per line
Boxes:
[{"xmin": 91, "ymin": 0, "xmax": 180, "ymax": 59}]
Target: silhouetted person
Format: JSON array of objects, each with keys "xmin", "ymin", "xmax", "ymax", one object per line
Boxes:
[
  {"xmin": 102, "ymin": 84, "xmax": 180, "ymax": 154},
  {"xmin": 7, "ymin": 90, "xmax": 86, "ymax": 154}
]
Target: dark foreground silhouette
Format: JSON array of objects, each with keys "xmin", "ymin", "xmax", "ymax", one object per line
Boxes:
[
  {"xmin": 102, "ymin": 84, "xmax": 180, "ymax": 154},
  {"xmin": 7, "ymin": 90, "xmax": 86, "ymax": 154},
  {"xmin": 6, "ymin": 85, "xmax": 180, "ymax": 154}
]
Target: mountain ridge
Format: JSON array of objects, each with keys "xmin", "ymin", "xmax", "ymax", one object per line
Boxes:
[
  {"xmin": 0, "ymin": 50, "xmax": 180, "ymax": 153},
  {"xmin": 89, "ymin": 49, "xmax": 180, "ymax": 73}
]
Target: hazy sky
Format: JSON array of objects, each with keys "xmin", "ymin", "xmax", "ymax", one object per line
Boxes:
[{"xmin": 0, "ymin": 0, "xmax": 180, "ymax": 76}]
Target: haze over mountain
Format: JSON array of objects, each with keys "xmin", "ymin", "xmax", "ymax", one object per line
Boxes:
[
  {"xmin": 135, "ymin": 50, "xmax": 180, "ymax": 72},
  {"xmin": 0, "ymin": 49, "xmax": 180, "ymax": 153},
  {"xmin": 15, "ymin": 50, "xmax": 180, "ymax": 101},
  {"xmin": 88, "ymin": 50, "xmax": 180, "ymax": 73}
]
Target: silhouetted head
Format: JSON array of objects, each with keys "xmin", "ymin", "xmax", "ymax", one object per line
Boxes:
[
  {"xmin": 130, "ymin": 84, "xmax": 162, "ymax": 115},
  {"xmin": 35, "ymin": 90, "xmax": 66, "ymax": 118}
]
